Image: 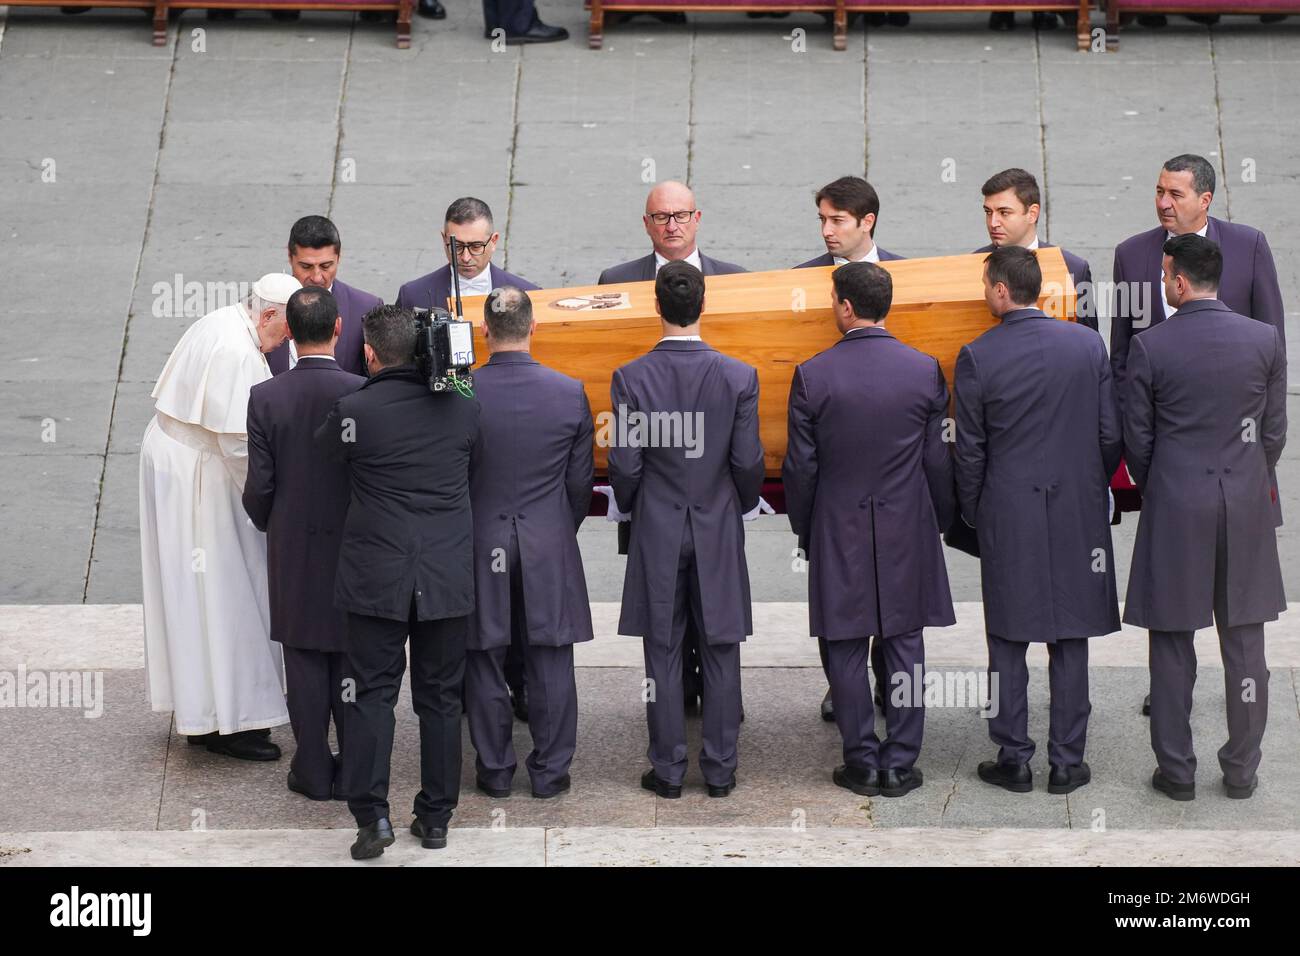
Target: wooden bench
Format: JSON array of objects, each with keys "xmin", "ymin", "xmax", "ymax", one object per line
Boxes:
[
  {"xmin": 4, "ymin": 0, "xmax": 415, "ymax": 47},
  {"xmin": 587, "ymin": 0, "xmax": 1093, "ymax": 50},
  {"xmin": 1104, "ymin": 2, "xmax": 1296, "ymax": 49}
]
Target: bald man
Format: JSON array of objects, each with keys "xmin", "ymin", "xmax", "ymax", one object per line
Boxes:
[
  {"xmin": 597, "ymin": 181, "xmax": 746, "ymax": 284},
  {"xmin": 598, "ymin": 181, "xmax": 746, "ymax": 716}
]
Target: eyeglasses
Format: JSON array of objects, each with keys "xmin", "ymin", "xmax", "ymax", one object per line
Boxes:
[
  {"xmin": 646, "ymin": 210, "xmax": 697, "ymax": 225},
  {"xmin": 445, "ymin": 238, "xmax": 491, "ymax": 255}
]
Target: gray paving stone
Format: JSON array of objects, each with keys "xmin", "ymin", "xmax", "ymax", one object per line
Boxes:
[
  {"xmin": 0, "ymin": 379, "xmax": 116, "ymax": 457},
  {"xmin": 156, "ymin": 119, "xmax": 338, "ymax": 186},
  {"xmin": 0, "ymin": 454, "xmax": 102, "ymax": 603},
  {"xmin": 0, "ymin": 668, "xmax": 169, "ymax": 832}
]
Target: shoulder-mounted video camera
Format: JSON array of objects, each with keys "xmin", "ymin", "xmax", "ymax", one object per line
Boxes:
[
  {"xmin": 413, "ymin": 235, "xmax": 476, "ymax": 396},
  {"xmin": 412, "ymin": 306, "xmax": 475, "ymax": 395}
]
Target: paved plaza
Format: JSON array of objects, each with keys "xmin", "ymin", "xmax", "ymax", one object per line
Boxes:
[{"xmin": 1, "ymin": 7, "xmax": 1298, "ymax": 864}]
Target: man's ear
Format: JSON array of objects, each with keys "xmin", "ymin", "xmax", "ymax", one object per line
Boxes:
[
  {"xmin": 1026, "ymin": 203, "xmax": 1041, "ymax": 226},
  {"xmin": 364, "ymin": 343, "xmax": 375, "ymax": 365},
  {"xmin": 333, "ymin": 317, "xmax": 343, "ymax": 339},
  {"xmin": 698, "ymin": 293, "xmax": 706, "ymax": 315},
  {"xmin": 529, "ymin": 318, "xmax": 538, "ymax": 337},
  {"xmin": 652, "ymin": 297, "xmax": 662, "ymax": 318}
]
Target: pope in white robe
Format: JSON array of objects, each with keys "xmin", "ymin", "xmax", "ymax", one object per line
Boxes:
[{"xmin": 139, "ymin": 273, "xmax": 301, "ymax": 755}]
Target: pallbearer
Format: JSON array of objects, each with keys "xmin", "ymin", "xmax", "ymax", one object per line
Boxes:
[
  {"xmin": 954, "ymin": 246, "xmax": 1121, "ymax": 796},
  {"xmin": 971, "ymin": 168, "xmax": 1096, "ymax": 331},
  {"xmin": 244, "ymin": 287, "xmax": 365, "ymax": 800},
  {"xmin": 465, "ymin": 287, "xmax": 595, "ymax": 800},
  {"xmin": 610, "ymin": 262, "xmax": 764, "ymax": 799},
  {"xmin": 1124, "ymin": 235, "xmax": 1286, "ymax": 802},
  {"xmin": 268, "ymin": 215, "xmax": 382, "ymax": 376},
  {"xmin": 784, "ymin": 262, "xmax": 954, "ymax": 799},
  {"xmin": 794, "ymin": 175, "xmax": 903, "ymax": 722}
]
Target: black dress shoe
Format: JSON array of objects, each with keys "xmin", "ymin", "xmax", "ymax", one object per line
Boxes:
[
  {"xmin": 410, "ymin": 818, "xmax": 448, "ymax": 849},
  {"xmin": 1224, "ymin": 775, "xmax": 1258, "ymax": 800},
  {"xmin": 820, "ymin": 688, "xmax": 835, "ymax": 722},
  {"xmin": 1185, "ymin": 13, "xmax": 1220, "ymax": 24},
  {"xmin": 640, "ymin": 769, "xmax": 681, "ymax": 799},
  {"xmin": 502, "ymin": 17, "xmax": 569, "ymax": 44},
  {"xmin": 287, "ymin": 770, "xmax": 332, "ymax": 801},
  {"xmin": 476, "ymin": 778, "xmax": 511, "ymax": 799},
  {"xmin": 887, "ymin": 12, "xmax": 909, "ymax": 25},
  {"xmin": 185, "ymin": 728, "xmax": 271, "ymax": 745},
  {"xmin": 977, "ymin": 760, "xmax": 1032, "ymax": 793},
  {"xmin": 1260, "ymin": 14, "xmax": 1288, "ymax": 22},
  {"xmin": 865, "ymin": 12, "xmax": 887, "ymax": 26},
  {"xmin": 270, "ymin": 9, "xmax": 300, "ymax": 20},
  {"xmin": 833, "ymin": 764, "xmax": 881, "ymax": 796},
  {"xmin": 707, "ymin": 776, "xmax": 736, "ymax": 798},
  {"xmin": 879, "ymin": 767, "xmax": 922, "ymax": 797},
  {"xmin": 1142, "ymin": 693, "xmax": 1151, "ymax": 716},
  {"xmin": 532, "ymin": 774, "xmax": 571, "ymax": 799},
  {"xmin": 512, "ymin": 686, "xmax": 529, "ymax": 723},
  {"xmin": 1032, "ymin": 11, "xmax": 1058, "ymax": 29},
  {"xmin": 60, "ymin": 6, "xmax": 91, "ymax": 13},
  {"xmin": 350, "ymin": 818, "xmax": 395, "ymax": 860},
  {"xmin": 1152, "ymin": 768, "xmax": 1195, "ymax": 801},
  {"xmin": 1048, "ymin": 762, "xmax": 1091, "ymax": 795},
  {"xmin": 988, "ymin": 11, "xmax": 1016, "ymax": 30},
  {"xmin": 417, "ymin": 0, "xmax": 446, "ymax": 19},
  {"xmin": 206, "ymin": 730, "xmax": 281, "ymax": 761}
]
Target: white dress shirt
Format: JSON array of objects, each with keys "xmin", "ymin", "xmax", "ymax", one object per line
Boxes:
[
  {"xmin": 654, "ymin": 249, "xmax": 704, "ymax": 272},
  {"xmin": 1160, "ymin": 221, "xmax": 1209, "ymax": 319},
  {"xmin": 454, "ymin": 264, "xmax": 496, "ymax": 299},
  {"xmin": 832, "ymin": 242, "xmax": 880, "ymax": 266}
]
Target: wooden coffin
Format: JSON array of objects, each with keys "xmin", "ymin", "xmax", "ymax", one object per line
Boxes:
[{"xmin": 458, "ymin": 248, "xmax": 1076, "ymax": 476}]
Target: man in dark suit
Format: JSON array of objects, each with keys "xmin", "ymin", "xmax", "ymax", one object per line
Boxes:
[
  {"xmin": 465, "ymin": 287, "xmax": 595, "ymax": 800},
  {"xmin": 955, "ymin": 246, "xmax": 1122, "ymax": 796},
  {"xmin": 1111, "ymin": 153, "xmax": 1285, "ymax": 407},
  {"xmin": 610, "ymin": 262, "xmax": 764, "ymax": 798},
  {"xmin": 794, "ymin": 175, "xmax": 905, "ymax": 269},
  {"xmin": 598, "ymin": 181, "xmax": 746, "ymax": 284},
  {"xmin": 397, "ymin": 196, "xmax": 538, "ymax": 722},
  {"xmin": 397, "ymin": 197, "xmax": 540, "ymax": 316},
  {"xmin": 784, "ymin": 262, "xmax": 955, "ymax": 799},
  {"xmin": 1111, "ymin": 154, "xmax": 1285, "ymax": 717},
  {"xmin": 972, "ymin": 168, "xmax": 1096, "ymax": 331},
  {"xmin": 267, "ymin": 215, "xmax": 382, "ymax": 377},
  {"xmin": 599, "ymin": 180, "xmax": 745, "ymax": 716},
  {"xmin": 1124, "ymin": 235, "xmax": 1286, "ymax": 802},
  {"xmin": 244, "ymin": 288, "xmax": 365, "ymax": 803},
  {"xmin": 794, "ymin": 176, "xmax": 903, "ymax": 722},
  {"xmin": 314, "ymin": 305, "xmax": 480, "ymax": 860}
]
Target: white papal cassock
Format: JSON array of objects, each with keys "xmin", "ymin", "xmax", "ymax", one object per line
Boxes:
[{"xmin": 139, "ymin": 301, "xmax": 290, "ymax": 735}]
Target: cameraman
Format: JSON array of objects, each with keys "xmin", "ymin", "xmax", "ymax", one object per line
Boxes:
[{"xmin": 315, "ymin": 304, "xmax": 481, "ymax": 860}]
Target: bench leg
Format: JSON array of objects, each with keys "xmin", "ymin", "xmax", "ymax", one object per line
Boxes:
[
  {"xmin": 833, "ymin": 0, "xmax": 846, "ymax": 49},
  {"xmin": 153, "ymin": 1, "xmax": 167, "ymax": 45},
  {"xmin": 397, "ymin": 0, "xmax": 412, "ymax": 47},
  {"xmin": 589, "ymin": 0, "xmax": 604, "ymax": 48},
  {"xmin": 1075, "ymin": 0, "xmax": 1090, "ymax": 50},
  {"xmin": 1106, "ymin": 3, "xmax": 1120, "ymax": 50}
]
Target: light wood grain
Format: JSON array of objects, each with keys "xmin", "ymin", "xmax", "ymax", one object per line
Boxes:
[{"xmin": 455, "ymin": 249, "xmax": 1076, "ymax": 475}]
